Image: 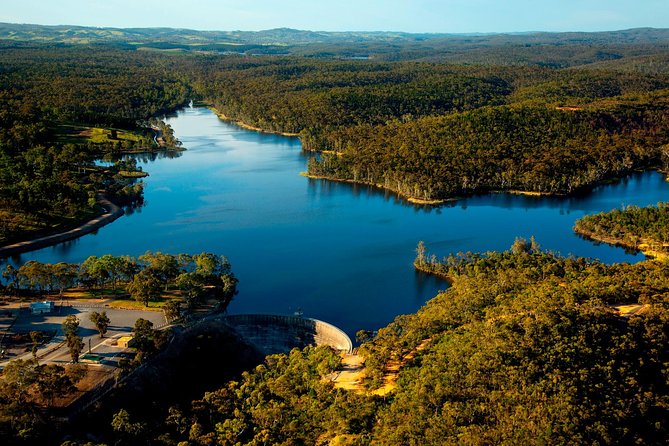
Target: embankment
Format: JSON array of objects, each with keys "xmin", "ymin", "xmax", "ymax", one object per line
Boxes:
[
  {"xmin": 0, "ymin": 194, "xmax": 124, "ymax": 258},
  {"xmin": 220, "ymin": 314, "xmax": 353, "ymax": 355},
  {"xmin": 573, "ymin": 226, "xmax": 668, "ymax": 260}
]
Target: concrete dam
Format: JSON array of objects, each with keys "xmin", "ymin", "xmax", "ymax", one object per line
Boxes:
[{"xmin": 220, "ymin": 314, "xmax": 353, "ymax": 356}]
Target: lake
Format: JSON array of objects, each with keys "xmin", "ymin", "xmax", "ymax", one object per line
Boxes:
[{"xmin": 7, "ymin": 105, "xmax": 669, "ymax": 336}]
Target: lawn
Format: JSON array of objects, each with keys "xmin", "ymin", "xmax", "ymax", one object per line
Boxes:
[
  {"xmin": 106, "ymin": 293, "xmax": 182, "ymax": 311},
  {"xmin": 54, "ymin": 124, "xmax": 150, "ymax": 146}
]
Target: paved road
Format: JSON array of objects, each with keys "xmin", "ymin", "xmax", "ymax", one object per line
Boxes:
[
  {"xmin": 0, "ymin": 305, "xmax": 165, "ymax": 369},
  {"xmin": 0, "ymin": 194, "xmax": 123, "ymax": 257}
]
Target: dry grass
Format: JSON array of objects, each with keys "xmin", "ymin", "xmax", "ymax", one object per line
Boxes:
[
  {"xmin": 332, "ymin": 338, "xmax": 432, "ymax": 396},
  {"xmin": 52, "ymin": 364, "xmax": 116, "ymax": 408},
  {"xmin": 613, "ymin": 304, "xmax": 648, "ymax": 317}
]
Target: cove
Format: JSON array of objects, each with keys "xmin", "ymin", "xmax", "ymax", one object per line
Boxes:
[{"xmin": 8, "ymin": 105, "xmax": 669, "ymax": 337}]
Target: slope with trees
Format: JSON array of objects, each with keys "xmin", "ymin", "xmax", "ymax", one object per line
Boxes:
[
  {"xmin": 70, "ymin": 242, "xmax": 668, "ymax": 445},
  {"xmin": 575, "ymin": 202, "xmax": 669, "ymax": 256}
]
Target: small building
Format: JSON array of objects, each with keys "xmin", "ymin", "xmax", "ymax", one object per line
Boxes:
[
  {"xmin": 30, "ymin": 301, "xmax": 54, "ymax": 314},
  {"xmin": 116, "ymin": 336, "xmax": 136, "ymax": 348}
]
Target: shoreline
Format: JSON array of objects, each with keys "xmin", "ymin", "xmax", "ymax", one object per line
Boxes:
[
  {"xmin": 0, "ymin": 194, "xmax": 124, "ymax": 258},
  {"xmin": 208, "ymin": 106, "xmax": 300, "ymax": 137},
  {"xmin": 413, "ymin": 262, "xmax": 454, "ymax": 283},
  {"xmin": 201, "ymin": 103, "xmax": 668, "ymax": 208},
  {"xmin": 502, "ymin": 189, "xmax": 557, "ymax": 197},
  {"xmin": 573, "ymin": 226, "xmax": 669, "ymax": 261},
  {"xmin": 301, "ymin": 172, "xmax": 565, "ymax": 206},
  {"xmin": 300, "ymin": 172, "xmax": 451, "ymax": 205}
]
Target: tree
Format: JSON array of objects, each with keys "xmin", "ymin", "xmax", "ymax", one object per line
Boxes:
[
  {"xmin": 193, "ymin": 252, "xmax": 232, "ymax": 277},
  {"xmin": 66, "ymin": 332, "xmax": 84, "ymax": 363},
  {"xmin": 52, "ymin": 262, "xmax": 78, "ymax": 296},
  {"xmin": 97, "ymin": 255, "xmax": 124, "ymax": 290},
  {"xmin": 218, "ymin": 273, "xmax": 238, "ymax": 309},
  {"xmin": 415, "ymin": 240, "xmax": 427, "ymax": 266},
  {"xmin": 62, "ymin": 315, "xmax": 80, "ymax": 337},
  {"xmin": 33, "ymin": 364, "xmax": 77, "ymax": 406},
  {"xmin": 511, "ymin": 236, "xmax": 532, "ymax": 254},
  {"xmin": 17, "ymin": 260, "xmax": 50, "ymax": 294},
  {"xmin": 127, "ymin": 269, "xmax": 162, "ymax": 306},
  {"xmin": 164, "ymin": 299, "xmax": 182, "ymax": 321},
  {"xmin": 0, "ymin": 358, "xmax": 39, "ymax": 404},
  {"xmin": 133, "ymin": 318, "xmax": 158, "ymax": 354},
  {"xmin": 356, "ymin": 329, "xmax": 373, "ymax": 344},
  {"xmin": 175, "ymin": 272, "xmax": 205, "ymax": 308},
  {"xmin": 89, "ymin": 311, "xmax": 111, "ymax": 338},
  {"xmin": 79, "ymin": 256, "xmax": 108, "ymax": 290},
  {"xmin": 2, "ymin": 264, "xmax": 19, "ymax": 294},
  {"xmin": 29, "ymin": 331, "xmax": 42, "ymax": 362},
  {"xmin": 112, "ymin": 408, "xmax": 146, "ymax": 437},
  {"xmin": 139, "ymin": 252, "xmax": 179, "ymax": 291}
]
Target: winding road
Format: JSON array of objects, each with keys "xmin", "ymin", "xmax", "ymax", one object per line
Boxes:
[{"xmin": 0, "ymin": 194, "xmax": 124, "ymax": 258}]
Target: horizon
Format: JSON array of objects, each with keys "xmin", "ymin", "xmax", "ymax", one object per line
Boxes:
[
  {"xmin": 2, "ymin": 21, "xmax": 668, "ymax": 36},
  {"xmin": 1, "ymin": 0, "xmax": 667, "ymax": 35}
]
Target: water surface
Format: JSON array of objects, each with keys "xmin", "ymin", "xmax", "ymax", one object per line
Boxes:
[{"xmin": 9, "ymin": 106, "xmax": 669, "ymax": 336}]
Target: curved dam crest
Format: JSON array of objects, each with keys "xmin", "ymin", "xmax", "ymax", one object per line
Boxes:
[{"xmin": 219, "ymin": 314, "xmax": 353, "ymax": 355}]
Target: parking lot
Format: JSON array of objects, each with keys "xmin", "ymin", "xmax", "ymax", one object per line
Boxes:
[{"xmin": 1, "ymin": 303, "xmax": 167, "ymax": 367}]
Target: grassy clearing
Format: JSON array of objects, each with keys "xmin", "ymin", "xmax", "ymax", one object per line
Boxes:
[
  {"xmin": 118, "ymin": 170, "xmax": 149, "ymax": 178},
  {"xmin": 54, "ymin": 124, "xmax": 149, "ymax": 145},
  {"xmin": 107, "ymin": 293, "xmax": 182, "ymax": 311}
]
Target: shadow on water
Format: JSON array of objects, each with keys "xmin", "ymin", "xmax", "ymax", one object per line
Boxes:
[
  {"xmin": 104, "ymin": 150, "xmax": 184, "ymax": 165},
  {"xmin": 307, "ymin": 177, "xmax": 443, "ymax": 213},
  {"xmin": 414, "ymin": 269, "xmax": 449, "ymax": 302}
]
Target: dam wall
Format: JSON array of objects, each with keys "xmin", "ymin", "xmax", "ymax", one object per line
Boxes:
[{"xmin": 220, "ymin": 314, "xmax": 353, "ymax": 356}]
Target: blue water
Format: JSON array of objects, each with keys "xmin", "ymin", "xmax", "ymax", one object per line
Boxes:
[{"xmin": 7, "ymin": 106, "xmax": 669, "ymax": 336}]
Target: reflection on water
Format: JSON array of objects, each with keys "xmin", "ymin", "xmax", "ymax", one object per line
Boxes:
[{"xmin": 8, "ymin": 106, "xmax": 669, "ymax": 337}]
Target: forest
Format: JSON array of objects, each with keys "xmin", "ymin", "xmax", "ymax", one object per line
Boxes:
[
  {"xmin": 1, "ymin": 29, "xmax": 669, "ymax": 242},
  {"xmin": 1, "ymin": 25, "xmax": 669, "ymax": 445},
  {"xmin": 183, "ymin": 49, "xmax": 669, "ymax": 202},
  {"xmin": 0, "ymin": 45, "xmax": 191, "ymax": 243},
  {"xmin": 26, "ymin": 241, "xmax": 665, "ymax": 445},
  {"xmin": 574, "ymin": 202, "xmax": 669, "ymax": 255}
]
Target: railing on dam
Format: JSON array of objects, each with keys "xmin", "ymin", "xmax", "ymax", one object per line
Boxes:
[{"xmin": 220, "ymin": 314, "xmax": 353, "ymax": 355}]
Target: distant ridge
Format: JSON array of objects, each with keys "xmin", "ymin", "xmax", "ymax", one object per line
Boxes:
[
  {"xmin": 1, "ymin": 22, "xmax": 668, "ymax": 45},
  {"xmin": 1, "ymin": 22, "xmax": 668, "ymax": 65}
]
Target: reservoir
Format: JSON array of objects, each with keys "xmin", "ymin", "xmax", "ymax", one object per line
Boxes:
[{"xmin": 8, "ymin": 106, "xmax": 669, "ymax": 336}]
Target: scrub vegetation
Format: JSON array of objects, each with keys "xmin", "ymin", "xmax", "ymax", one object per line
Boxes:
[{"xmin": 2, "ymin": 24, "xmax": 669, "ymax": 445}]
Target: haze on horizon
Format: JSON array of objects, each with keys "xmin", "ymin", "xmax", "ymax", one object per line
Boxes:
[{"xmin": 1, "ymin": 0, "xmax": 667, "ymax": 34}]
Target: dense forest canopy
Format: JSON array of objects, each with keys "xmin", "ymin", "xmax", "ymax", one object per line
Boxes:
[
  {"xmin": 88, "ymin": 245, "xmax": 668, "ymax": 445},
  {"xmin": 1, "ymin": 24, "xmax": 669, "ymax": 445},
  {"xmin": 1, "ymin": 26, "xmax": 669, "ymax": 242},
  {"xmin": 575, "ymin": 202, "xmax": 669, "ymax": 255},
  {"xmin": 0, "ymin": 46, "xmax": 191, "ymax": 243},
  {"xmin": 184, "ymin": 54, "xmax": 669, "ymax": 201}
]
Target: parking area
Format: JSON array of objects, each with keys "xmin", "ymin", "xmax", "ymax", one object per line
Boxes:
[
  {"xmin": 1, "ymin": 304, "xmax": 166, "ymax": 367},
  {"xmin": 12, "ymin": 305, "xmax": 165, "ymax": 335}
]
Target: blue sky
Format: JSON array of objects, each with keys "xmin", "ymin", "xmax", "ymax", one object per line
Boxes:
[{"xmin": 1, "ymin": 0, "xmax": 667, "ymax": 33}]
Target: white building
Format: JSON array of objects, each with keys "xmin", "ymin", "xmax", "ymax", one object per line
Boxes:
[{"xmin": 30, "ymin": 301, "xmax": 54, "ymax": 314}]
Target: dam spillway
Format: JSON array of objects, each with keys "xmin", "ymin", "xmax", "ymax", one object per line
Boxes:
[{"xmin": 219, "ymin": 314, "xmax": 353, "ymax": 356}]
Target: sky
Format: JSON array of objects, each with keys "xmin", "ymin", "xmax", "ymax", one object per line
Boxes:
[{"xmin": 0, "ymin": 0, "xmax": 667, "ymax": 33}]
